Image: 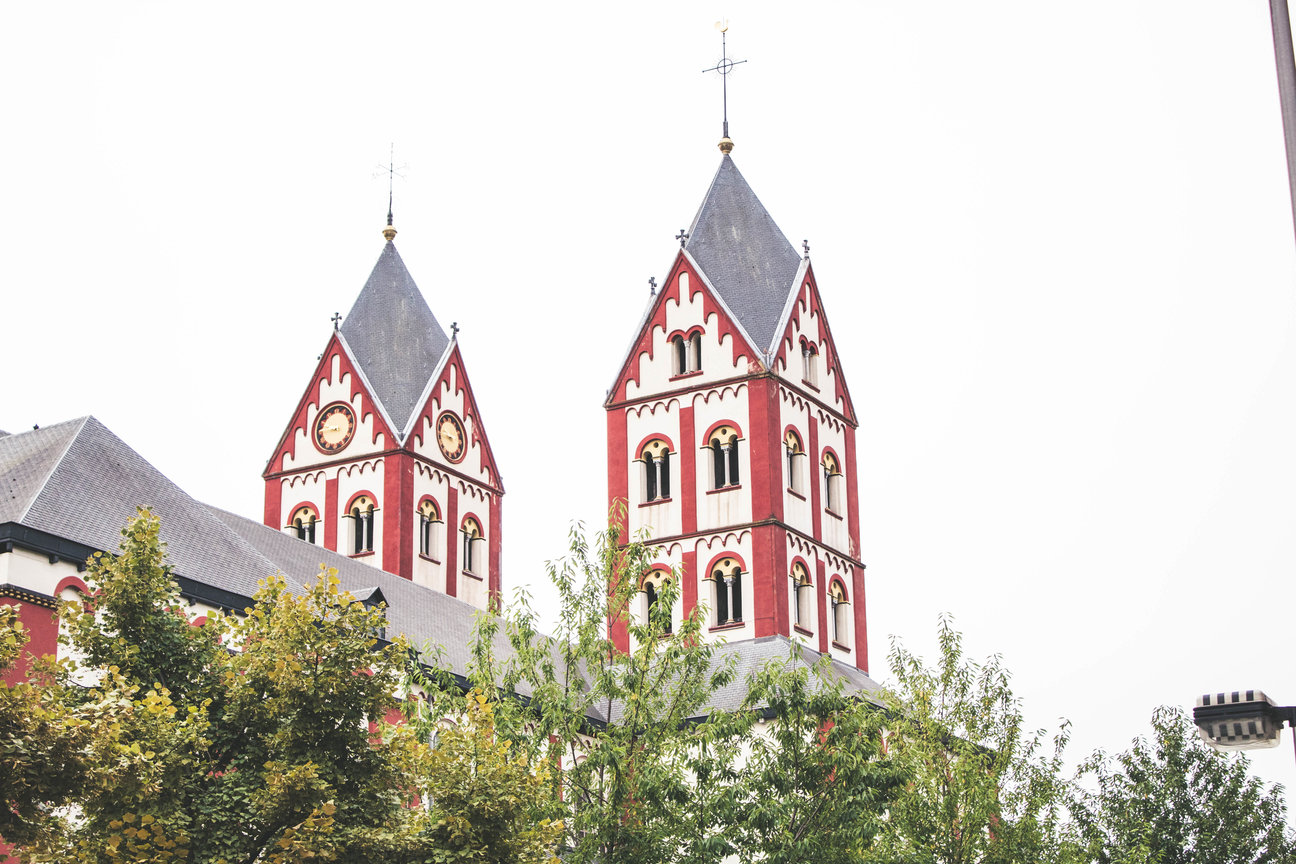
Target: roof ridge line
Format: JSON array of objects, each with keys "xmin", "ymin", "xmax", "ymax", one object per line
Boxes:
[
  {"xmin": 16, "ymin": 417, "xmax": 90, "ymax": 523},
  {"xmin": 766, "ymin": 257, "xmax": 811, "ymax": 356},
  {"xmin": 334, "ymin": 331, "xmax": 403, "ymax": 446},
  {"xmin": 604, "ymin": 257, "xmax": 678, "ymax": 402},
  {"xmin": 400, "ymin": 338, "xmax": 457, "ymax": 443},
  {"xmin": 680, "ymin": 248, "xmax": 766, "ymax": 365}
]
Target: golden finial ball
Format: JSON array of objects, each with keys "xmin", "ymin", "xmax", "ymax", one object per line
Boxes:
[
  {"xmin": 718, "ymin": 137, "xmax": 735, "ymax": 154},
  {"xmin": 382, "ymin": 225, "xmax": 397, "ymax": 241}
]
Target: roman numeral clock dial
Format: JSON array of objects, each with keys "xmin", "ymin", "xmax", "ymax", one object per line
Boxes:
[
  {"xmin": 436, "ymin": 411, "xmax": 466, "ymax": 463},
  {"xmin": 313, "ymin": 403, "xmax": 356, "ymax": 454}
]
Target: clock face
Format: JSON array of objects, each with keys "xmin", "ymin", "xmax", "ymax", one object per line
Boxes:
[
  {"xmin": 436, "ymin": 411, "xmax": 466, "ymax": 462},
  {"xmin": 313, "ymin": 403, "xmax": 356, "ymax": 454}
]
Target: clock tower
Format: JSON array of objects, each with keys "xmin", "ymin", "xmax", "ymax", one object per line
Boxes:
[
  {"xmin": 263, "ymin": 224, "xmax": 504, "ymax": 610},
  {"xmin": 606, "ymin": 148, "xmax": 868, "ymax": 671}
]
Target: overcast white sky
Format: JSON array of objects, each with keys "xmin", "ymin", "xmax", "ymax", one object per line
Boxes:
[{"xmin": 4, "ymin": 0, "xmax": 1296, "ymax": 807}]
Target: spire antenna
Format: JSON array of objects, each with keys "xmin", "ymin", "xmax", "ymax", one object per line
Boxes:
[
  {"xmin": 373, "ymin": 144, "xmax": 407, "ymax": 241},
  {"xmin": 702, "ymin": 20, "xmax": 746, "ymax": 154}
]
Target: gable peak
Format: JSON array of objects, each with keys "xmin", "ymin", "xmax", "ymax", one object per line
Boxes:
[
  {"xmin": 339, "ymin": 242, "xmax": 449, "ymax": 433},
  {"xmin": 683, "ymin": 155, "xmax": 801, "ymax": 354}
]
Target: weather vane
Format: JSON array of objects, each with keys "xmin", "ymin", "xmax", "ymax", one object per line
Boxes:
[
  {"xmin": 702, "ymin": 20, "xmax": 746, "ymax": 152},
  {"xmin": 374, "ymin": 143, "xmax": 407, "ymax": 239}
]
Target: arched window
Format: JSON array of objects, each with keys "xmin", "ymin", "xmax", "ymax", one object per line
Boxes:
[
  {"xmin": 348, "ymin": 495, "xmax": 376, "ymax": 555},
  {"xmin": 822, "ymin": 451, "xmax": 843, "ymax": 513},
  {"xmin": 709, "ymin": 556, "xmax": 744, "ymax": 626},
  {"xmin": 801, "ymin": 338, "xmax": 820, "ymax": 387},
  {"xmin": 791, "ymin": 561, "xmax": 812, "ymax": 628},
  {"xmin": 461, "ymin": 516, "xmax": 483, "ymax": 576},
  {"xmin": 641, "ymin": 569, "xmax": 673, "ymax": 634},
  {"xmin": 290, "ymin": 505, "xmax": 319, "ymax": 544},
  {"xmin": 784, "ymin": 429, "xmax": 806, "ymax": 494},
  {"xmin": 639, "ymin": 439, "xmax": 672, "ymax": 503},
  {"xmin": 418, "ymin": 499, "xmax": 441, "ymax": 560},
  {"xmin": 708, "ymin": 425, "xmax": 741, "ymax": 490},
  {"xmin": 672, "ymin": 332, "xmax": 703, "ymax": 376},
  {"xmin": 830, "ymin": 579, "xmax": 850, "ymax": 645}
]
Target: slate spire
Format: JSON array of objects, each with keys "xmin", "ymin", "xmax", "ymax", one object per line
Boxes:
[
  {"xmin": 339, "ymin": 242, "xmax": 449, "ymax": 433},
  {"xmin": 684, "ymin": 155, "xmax": 802, "ymax": 352}
]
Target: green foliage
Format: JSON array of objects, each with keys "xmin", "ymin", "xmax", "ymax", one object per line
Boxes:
[
  {"xmin": 0, "ymin": 607, "xmax": 102, "ymax": 852},
  {"xmin": 407, "ymin": 690, "xmax": 561, "ymax": 864},
  {"xmin": 870, "ymin": 614, "xmax": 1081, "ymax": 864},
  {"xmin": 413, "ymin": 509, "xmax": 905, "ymax": 864},
  {"xmin": 726, "ymin": 652, "xmax": 903, "ymax": 864},
  {"xmin": 453, "ymin": 512, "xmax": 742, "ymax": 864},
  {"xmin": 0, "ymin": 509, "xmax": 559, "ymax": 863},
  {"xmin": 1072, "ymin": 706, "xmax": 1296, "ymax": 864}
]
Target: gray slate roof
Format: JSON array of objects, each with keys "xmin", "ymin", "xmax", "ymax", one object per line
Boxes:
[
  {"xmin": 0, "ymin": 418, "xmax": 519, "ymax": 694},
  {"xmin": 600, "ymin": 634, "xmax": 883, "ymax": 725},
  {"xmin": 340, "ymin": 242, "xmax": 449, "ymax": 433},
  {"xmin": 685, "ymin": 155, "xmax": 803, "ymax": 353}
]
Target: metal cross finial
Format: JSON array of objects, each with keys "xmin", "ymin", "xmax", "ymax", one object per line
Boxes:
[
  {"xmin": 649, "ymin": 276, "xmax": 657, "ymax": 296},
  {"xmin": 802, "ymin": 239, "xmax": 810, "ymax": 257},
  {"xmin": 451, "ymin": 321, "xmax": 460, "ymax": 338},
  {"xmin": 331, "ymin": 312, "xmax": 342, "ymax": 331},
  {"xmin": 702, "ymin": 20, "xmax": 747, "ymax": 142},
  {"xmin": 675, "ymin": 228, "xmax": 689, "ymax": 247},
  {"xmin": 373, "ymin": 143, "xmax": 407, "ymax": 227}
]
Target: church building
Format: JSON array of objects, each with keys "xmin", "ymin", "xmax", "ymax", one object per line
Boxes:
[
  {"xmin": 0, "ymin": 135, "xmax": 876, "ymax": 705},
  {"xmin": 261, "ymin": 220, "xmax": 503, "ymax": 611},
  {"xmin": 606, "ymin": 140, "xmax": 867, "ymax": 671}
]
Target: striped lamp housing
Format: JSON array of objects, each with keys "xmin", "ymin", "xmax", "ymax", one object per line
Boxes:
[{"xmin": 1193, "ymin": 690, "xmax": 1293, "ymax": 752}]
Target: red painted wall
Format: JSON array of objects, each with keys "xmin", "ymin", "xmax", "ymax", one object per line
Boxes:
[{"xmin": 1, "ymin": 598, "xmax": 59, "ymax": 685}]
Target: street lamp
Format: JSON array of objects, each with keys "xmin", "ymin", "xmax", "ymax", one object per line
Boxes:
[{"xmin": 1192, "ymin": 690, "xmax": 1296, "ymax": 754}]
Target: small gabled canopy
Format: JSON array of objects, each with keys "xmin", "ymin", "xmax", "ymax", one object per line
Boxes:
[
  {"xmin": 340, "ymin": 242, "xmax": 449, "ymax": 433},
  {"xmin": 684, "ymin": 155, "xmax": 803, "ymax": 354},
  {"xmin": 352, "ymin": 586, "xmax": 387, "ymax": 609}
]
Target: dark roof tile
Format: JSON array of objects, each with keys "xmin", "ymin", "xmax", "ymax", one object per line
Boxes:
[
  {"xmin": 685, "ymin": 156, "xmax": 803, "ymax": 353},
  {"xmin": 339, "ymin": 242, "xmax": 449, "ymax": 434}
]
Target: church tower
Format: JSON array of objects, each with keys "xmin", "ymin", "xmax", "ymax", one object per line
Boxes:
[
  {"xmin": 263, "ymin": 224, "xmax": 503, "ymax": 610},
  {"xmin": 605, "ymin": 149, "xmax": 867, "ymax": 671}
]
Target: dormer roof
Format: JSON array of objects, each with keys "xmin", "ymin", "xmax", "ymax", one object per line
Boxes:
[
  {"xmin": 339, "ymin": 242, "xmax": 449, "ymax": 433},
  {"xmin": 684, "ymin": 155, "xmax": 803, "ymax": 354}
]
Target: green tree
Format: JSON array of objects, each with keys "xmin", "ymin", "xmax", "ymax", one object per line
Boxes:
[
  {"xmin": 869, "ymin": 615, "xmax": 1080, "ymax": 864},
  {"xmin": 407, "ymin": 689, "xmax": 561, "ymax": 863},
  {"xmin": 416, "ymin": 511, "xmax": 903, "ymax": 864},
  {"xmin": 0, "ymin": 606, "xmax": 105, "ymax": 854},
  {"xmin": 459, "ymin": 516, "xmax": 744, "ymax": 864},
  {"xmin": 0, "ymin": 510, "xmax": 561, "ymax": 864},
  {"xmin": 725, "ymin": 651, "xmax": 903, "ymax": 864},
  {"xmin": 1071, "ymin": 706, "xmax": 1296, "ymax": 864}
]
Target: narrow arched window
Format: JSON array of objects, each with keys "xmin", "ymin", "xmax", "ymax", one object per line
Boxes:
[
  {"xmin": 641, "ymin": 570, "xmax": 673, "ymax": 634},
  {"xmin": 689, "ymin": 332, "xmax": 702, "ymax": 372},
  {"xmin": 791, "ymin": 561, "xmax": 812, "ymax": 627},
  {"xmin": 830, "ymin": 580, "xmax": 850, "ymax": 645},
  {"xmin": 461, "ymin": 517, "xmax": 483, "ymax": 576},
  {"xmin": 418, "ymin": 499, "xmax": 441, "ymax": 559},
  {"xmin": 708, "ymin": 426, "xmax": 740, "ymax": 490},
  {"xmin": 290, "ymin": 505, "xmax": 319, "ymax": 544},
  {"xmin": 784, "ymin": 430, "xmax": 805, "ymax": 494},
  {"xmin": 710, "ymin": 557, "xmax": 743, "ymax": 626},
  {"xmin": 801, "ymin": 339, "xmax": 820, "ymax": 387},
  {"xmin": 639, "ymin": 439, "xmax": 672, "ymax": 503},
  {"xmin": 822, "ymin": 452, "xmax": 843, "ymax": 513},
  {"xmin": 673, "ymin": 335, "xmax": 688, "ymax": 376},
  {"xmin": 349, "ymin": 495, "xmax": 375, "ymax": 554}
]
